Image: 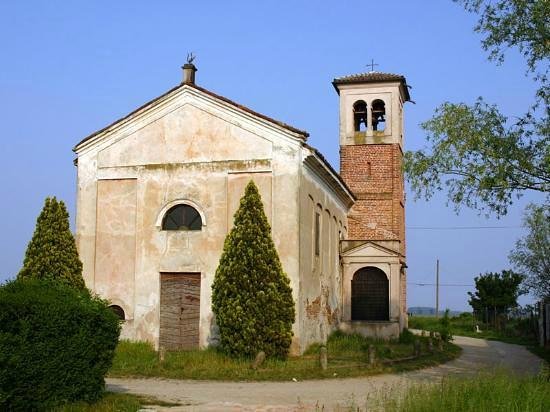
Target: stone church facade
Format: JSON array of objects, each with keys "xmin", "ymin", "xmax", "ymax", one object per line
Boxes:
[{"xmin": 73, "ymin": 63, "xmax": 410, "ymax": 354}]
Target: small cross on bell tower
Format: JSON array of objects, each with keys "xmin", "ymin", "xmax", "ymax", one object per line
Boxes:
[{"xmin": 366, "ymin": 59, "xmax": 379, "ymax": 72}]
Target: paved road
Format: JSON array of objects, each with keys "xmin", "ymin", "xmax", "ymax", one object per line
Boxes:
[{"xmin": 107, "ymin": 336, "xmax": 543, "ymax": 411}]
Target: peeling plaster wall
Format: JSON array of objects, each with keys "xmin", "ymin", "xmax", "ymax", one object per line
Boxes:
[
  {"xmin": 298, "ymin": 163, "xmax": 349, "ymax": 352},
  {"xmin": 97, "ymin": 104, "xmax": 273, "ymax": 168},
  {"xmin": 95, "ymin": 179, "xmax": 137, "ymax": 336},
  {"xmin": 76, "ymin": 95, "xmax": 302, "ymax": 350},
  {"xmin": 75, "ymin": 150, "xmax": 99, "ymax": 293}
]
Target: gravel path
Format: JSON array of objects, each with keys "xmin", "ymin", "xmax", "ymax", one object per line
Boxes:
[{"xmin": 107, "ymin": 335, "xmax": 543, "ymax": 411}]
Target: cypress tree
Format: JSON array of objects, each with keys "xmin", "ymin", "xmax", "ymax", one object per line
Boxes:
[
  {"xmin": 18, "ymin": 197, "xmax": 85, "ymax": 290},
  {"xmin": 212, "ymin": 181, "xmax": 295, "ymax": 358}
]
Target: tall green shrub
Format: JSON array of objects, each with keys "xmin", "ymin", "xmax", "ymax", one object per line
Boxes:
[
  {"xmin": 0, "ymin": 279, "xmax": 120, "ymax": 411},
  {"xmin": 212, "ymin": 181, "xmax": 295, "ymax": 358},
  {"xmin": 18, "ymin": 197, "xmax": 85, "ymax": 290},
  {"xmin": 439, "ymin": 309, "xmax": 453, "ymax": 342}
]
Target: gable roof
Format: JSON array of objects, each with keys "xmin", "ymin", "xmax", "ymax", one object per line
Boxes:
[
  {"xmin": 73, "ymin": 82, "xmax": 309, "ymax": 152},
  {"xmin": 332, "ymin": 71, "xmax": 411, "ymax": 101},
  {"xmin": 193, "ymin": 84, "xmax": 309, "ymax": 138},
  {"xmin": 303, "ymin": 143, "xmax": 355, "ymax": 207},
  {"xmin": 72, "ymin": 77, "xmax": 354, "ymax": 209}
]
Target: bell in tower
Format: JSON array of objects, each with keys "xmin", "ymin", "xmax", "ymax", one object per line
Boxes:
[
  {"xmin": 371, "ymin": 99, "xmax": 386, "ymax": 131},
  {"xmin": 353, "ymin": 100, "xmax": 368, "ymax": 132}
]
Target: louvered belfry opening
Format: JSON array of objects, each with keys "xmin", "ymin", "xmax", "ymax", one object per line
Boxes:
[{"xmin": 351, "ymin": 267, "xmax": 389, "ymax": 321}]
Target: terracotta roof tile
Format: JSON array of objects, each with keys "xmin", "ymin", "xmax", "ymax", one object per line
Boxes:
[
  {"xmin": 332, "ymin": 71, "xmax": 411, "ymax": 101},
  {"xmin": 333, "ymin": 71, "xmax": 405, "ymax": 83},
  {"xmin": 191, "ymin": 84, "xmax": 309, "ymax": 138}
]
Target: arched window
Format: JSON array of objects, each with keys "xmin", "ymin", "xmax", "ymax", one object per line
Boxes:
[
  {"xmin": 353, "ymin": 100, "xmax": 368, "ymax": 132},
  {"xmin": 109, "ymin": 305, "xmax": 125, "ymax": 321},
  {"xmin": 371, "ymin": 99, "xmax": 386, "ymax": 131},
  {"xmin": 162, "ymin": 204, "xmax": 202, "ymax": 230},
  {"xmin": 351, "ymin": 267, "xmax": 389, "ymax": 321},
  {"xmin": 314, "ymin": 204, "xmax": 322, "ymax": 257}
]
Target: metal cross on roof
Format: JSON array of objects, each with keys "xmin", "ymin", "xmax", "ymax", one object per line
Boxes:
[{"xmin": 366, "ymin": 59, "xmax": 379, "ymax": 72}]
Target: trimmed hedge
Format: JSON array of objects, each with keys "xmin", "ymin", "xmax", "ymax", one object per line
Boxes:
[{"xmin": 0, "ymin": 279, "xmax": 120, "ymax": 411}]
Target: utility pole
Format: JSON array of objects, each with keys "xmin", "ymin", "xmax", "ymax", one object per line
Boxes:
[{"xmin": 435, "ymin": 259, "xmax": 440, "ymax": 319}]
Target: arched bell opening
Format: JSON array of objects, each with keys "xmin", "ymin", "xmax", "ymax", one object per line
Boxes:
[
  {"xmin": 371, "ymin": 99, "xmax": 386, "ymax": 131},
  {"xmin": 353, "ymin": 100, "xmax": 368, "ymax": 132}
]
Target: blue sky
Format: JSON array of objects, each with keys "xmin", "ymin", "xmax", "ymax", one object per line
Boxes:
[{"xmin": 0, "ymin": 1, "xmax": 543, "ymax": 310}]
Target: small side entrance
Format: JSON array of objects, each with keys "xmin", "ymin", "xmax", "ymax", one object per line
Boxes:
[
  {"xmin": 351, "ymin": 267, "xmax": 389, "ymax": 321},
  {"xmin": 159, "ymin": 273, "xmax": 201, "ymax": 350}
]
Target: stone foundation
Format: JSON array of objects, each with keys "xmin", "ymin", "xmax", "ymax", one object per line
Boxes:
[{"xmin": 339, "ymin": 320, "xmax": 401, "ymax": 340}]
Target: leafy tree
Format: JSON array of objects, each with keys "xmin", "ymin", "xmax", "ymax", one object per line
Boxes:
[
  {"xmin": 404, "ymin": 0, "xmax": 549, "ymax": 216},
  {"xmin": 212, "ymin": 181, "xmax": 295, "ymax": 358},
  {"xmin": 468, "ymin": 270, "xmax": 525, "ymax": 326},
  {"xmin": 509, "ymin": 203, "xmax": 550, "ymax": 299},
  {"xmin": 459, "ymin": 0, "xmax": 549, "ymax": 76},
  {"xmin": 18, "ymin": 197, "xmax": 85, "ymax": 290}
]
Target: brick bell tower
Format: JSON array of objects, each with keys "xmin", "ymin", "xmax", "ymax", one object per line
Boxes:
[
  {"xmin": 334, "ymin": 71, "xmax": 410, "ymax": 251},
  {"xmin": 334, "ymin": 71, "xmax": 411, "ymax": 335}
]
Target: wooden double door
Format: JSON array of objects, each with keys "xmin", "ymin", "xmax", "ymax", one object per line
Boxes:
[{"xmin": 159, "ymin": 273, "xmax": 201, "ymax": 350}]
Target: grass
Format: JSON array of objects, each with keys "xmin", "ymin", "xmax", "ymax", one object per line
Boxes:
[
  {"xmin": 372, "ymin": 371, "xmax": 550, "ymax": 412},
  {"xmin": 53, "ymin": 393, "xmax": 180, "ymax": 412},
  {"xmin": 409, "ymin": 314, "xmax": 536, "ymax": 345},
  {"xmin": 529, "ymin": 345, "xmax": 550, "ymax": 365},
  {"xmin": 109, "ymin": 331, "xmax": 461, "ymax": 381}
]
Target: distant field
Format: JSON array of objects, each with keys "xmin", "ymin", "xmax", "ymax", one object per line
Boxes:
[{"xmin": 408, "ymin": 307, "xmax": 464, "ymax": 317}]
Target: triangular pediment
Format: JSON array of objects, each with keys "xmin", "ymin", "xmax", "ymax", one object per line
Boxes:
[
  {"xmin": 74, "ymin": 83, "xmax": 308, "ymax": 157},
  {"xmin": 340, "ymin": 240, "xmax": 400, "ymax": 258}
]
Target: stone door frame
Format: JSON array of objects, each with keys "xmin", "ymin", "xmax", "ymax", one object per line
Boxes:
[{"xmin": 340, "ymin": 240, "xmax": 404, "ymax": 324}]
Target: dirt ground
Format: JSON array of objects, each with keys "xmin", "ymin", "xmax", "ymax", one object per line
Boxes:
[{"xmin": 106, "ymin": 335, "xmax": 543, "ymax": 411}]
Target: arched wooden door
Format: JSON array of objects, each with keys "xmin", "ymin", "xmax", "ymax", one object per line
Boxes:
[{"xmin": 351, "ymin": 267, "xmax": 389, "ymax": 321}]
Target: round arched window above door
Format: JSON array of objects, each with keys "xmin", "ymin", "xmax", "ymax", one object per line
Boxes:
[{"xmin": 161, "ymin": 204, "xmax": 202, "ymax": 231}]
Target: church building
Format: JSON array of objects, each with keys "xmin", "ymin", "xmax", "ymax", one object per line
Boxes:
[{"xmin": 73, "ymin": 62, "xmax": 410, "ymax": 354}]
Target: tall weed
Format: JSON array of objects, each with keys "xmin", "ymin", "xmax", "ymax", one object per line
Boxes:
[{"xmin": 381, "ymin": 371, "xmax": 549, "ymax": 412}]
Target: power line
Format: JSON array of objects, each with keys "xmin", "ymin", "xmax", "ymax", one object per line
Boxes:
[{"xmin": 407, "ymin": 225, "xmax": 521, "ymax": 230}]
